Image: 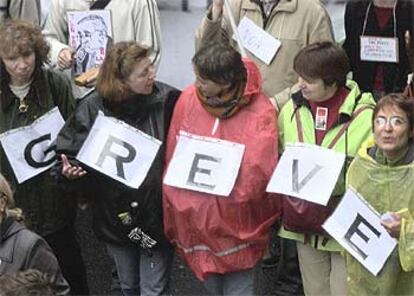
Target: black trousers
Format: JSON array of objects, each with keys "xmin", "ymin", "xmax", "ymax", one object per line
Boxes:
[{"xmin": 45, "ymin": 223, "xmax": 89, "ymax": 295}]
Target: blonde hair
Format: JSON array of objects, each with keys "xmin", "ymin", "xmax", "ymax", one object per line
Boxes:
[{"xmin": 0, "ymin": 174, "xmax": 24, "ymax": 223}]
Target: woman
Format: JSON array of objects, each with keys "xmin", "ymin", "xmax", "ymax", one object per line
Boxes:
[
  {"xmin": 55, "ymin": 41, "xmax": 180, "ymax": 296},
  {"xmin": 276, "ymin": 41, "xmax": 375, "ymax": 296},
  {"xmin": 343, "ymin": 0, "xmax": 414, "ymax": 99},
  {"xmin": 0, "ymin": 173, "xmax": 69, "ymax": 295},
  {"xmin": 0, "ymin": 19, "xmax": 88, "ymax": 294},
  {"xmin": 163, "ymin": 43, "xmax": 280, "ymax": 295},
  {"xmin": 346, "ymin": 93, "xmax": 414, "ymax": 295}
]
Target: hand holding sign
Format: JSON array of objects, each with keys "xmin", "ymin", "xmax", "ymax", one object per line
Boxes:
[
  {"xmin": 322, "ymin": 188, "xmax": 397, "ymax": 276},
  {"xmin": 61, "ymin": 154, "xmax": 87, "ymax": 180},
  {"xmin": 380, "ymin": 212, "xmax": 401, "ymax": 239}
]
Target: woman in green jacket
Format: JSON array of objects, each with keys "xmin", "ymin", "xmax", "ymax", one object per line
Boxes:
[
  {"xmin": 346, "ymin": 93, "xmax": 414, "ymax": 295},
  {"xmin": 277, "ymin": 41, "xmax": 375, "ymax": 296}
]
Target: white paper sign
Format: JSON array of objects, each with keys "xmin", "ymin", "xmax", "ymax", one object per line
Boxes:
[
  {"xmin": 234, "ymin": 16, "xmax": 281, "ymax": 65},
  {"xmin": 0, "ymin": 107, "xmax": 65, "ymax": 183},
  {"xmin": 76, "ymin": 112, "xmax": 161, "ymax": 189},
  {"xmin": 163, "ymin": 131, "xmax": 245, "ymax": 196},
  {"xmin": 360, "ymin": 36, "xmax": 399, "ymax": 63},
  {"xmin": 68, "ymin": 10, "xmax": 113, "ymax": 75},
  {"xmin": 266, "ymin": 143, "xmax": 345, "ymax": 205},
  {"xmin": 323, "ymin": 188, "xmax": 397, "ymax": 276}
]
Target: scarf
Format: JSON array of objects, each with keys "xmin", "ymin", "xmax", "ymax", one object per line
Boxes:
[{"xmin": 195, "ymin": 81, "xmax": 249, "ymax": 119}]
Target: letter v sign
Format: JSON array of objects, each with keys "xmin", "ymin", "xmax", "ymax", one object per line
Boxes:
[{"xmin": 292, "ymin": 159, "xmax": 323, "ymax": 193}]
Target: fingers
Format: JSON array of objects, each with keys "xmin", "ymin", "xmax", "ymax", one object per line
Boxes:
[
  {"xmin": 60, "ymin": 154, "xmax": 87, "ymax": 179},
  {"xmin": 61, "ymin": 153, "xmax": 70, "ymax": 168},
  {"xmin": 57, "ymin": 48, "xmax": 75, "ymax": 69}
]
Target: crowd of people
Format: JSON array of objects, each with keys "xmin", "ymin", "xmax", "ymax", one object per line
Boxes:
[{"xmin": 0, "ymin": 0, "xmax": 413, "ymax": 295}]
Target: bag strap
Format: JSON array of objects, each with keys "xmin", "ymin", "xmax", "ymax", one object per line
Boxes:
[
  {"xmin": 327, "ymin": 105, "xmax": 371, "ymax": 149},
  {"xmin": 90, "ymin": 0, "xmax": 111, "ymax": 10}
]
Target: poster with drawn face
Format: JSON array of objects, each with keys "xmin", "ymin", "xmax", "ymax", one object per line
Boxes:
[{"xmin": 68, "ymin": 10, "xmax": 112, "ymax": 76}]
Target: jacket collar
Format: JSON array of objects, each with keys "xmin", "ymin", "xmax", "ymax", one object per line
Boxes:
[
  {"xmin": 1, "ymin": 69, "xmax": 49, "ymax": 111},
  {"xmin": 291, "ymin": 80, "xmax": 367, "ymax": 126}
]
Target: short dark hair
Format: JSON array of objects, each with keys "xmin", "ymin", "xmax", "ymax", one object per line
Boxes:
[
  {"xmin": 293, "ymin": 41, "xmax": 350, "ymax": 88},
  {"xmin": 96, "ymin": 41, "xmax": 149, "ymax": 101},
  {"xmin": 0, "ymin": 269, "xmax": 54, "ymax": 296},
  {"xmin": 373, "ymin": 93, "xmax": 414, "ymax": 133},
  {"xmin": 192, "ymin": 43, "xmax": 246, "ymax": 88}
]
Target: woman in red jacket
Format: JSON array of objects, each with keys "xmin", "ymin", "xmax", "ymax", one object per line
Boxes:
[{"xmin": 163, "ymin": 43, "xmax": 280, "ymax": 295}]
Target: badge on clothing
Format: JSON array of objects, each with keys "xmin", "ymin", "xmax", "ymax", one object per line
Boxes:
[
  {"xmin": 360, "ymin": 36, "xmax": 399, "ymax": 63},
  {"xmin": 315, "ymin": 107, "xmax": 328, "ymax": 131}
]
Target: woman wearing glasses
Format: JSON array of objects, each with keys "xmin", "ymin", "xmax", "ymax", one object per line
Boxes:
[{"xmin": 346, "ymin": 93, "xmax": 414, "ymax": 295}]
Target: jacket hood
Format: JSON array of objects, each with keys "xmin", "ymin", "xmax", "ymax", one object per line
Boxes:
[
  {"xmin": 0, "ymin": 217, "xmax": 24, "ymax": 243},
  {"xmin": 243, "ymin": 58, "xmax": 263, "ymax": 101}
]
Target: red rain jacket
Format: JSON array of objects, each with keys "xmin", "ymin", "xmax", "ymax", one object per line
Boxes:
[{"xmin": 163, "ymin": 59, "xmax": 280, "ymax": 280}]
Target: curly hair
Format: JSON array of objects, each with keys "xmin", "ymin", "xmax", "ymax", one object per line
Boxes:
[
  {"xmin": 0, "ymin": 269, "xmax": 54, "ymax": 296},
  {"xmin": 0, "ymin": 19, "xmax": 50, "ymax": 66},
  {"xmin": 96, "ymin": 41, "xmax": 149, "ymax": 101}
]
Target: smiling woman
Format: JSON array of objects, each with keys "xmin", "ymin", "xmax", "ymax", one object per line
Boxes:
[
  {"xmin": 55, "ymin": 41, "xmax": 181, "ymax": 296},
  {"xmin": 346, "ymin": 93, "xmax": 414, "ymax": 295}
]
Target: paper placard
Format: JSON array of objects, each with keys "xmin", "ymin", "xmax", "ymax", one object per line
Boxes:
[
  {"xmin": 234, "ymin": 16, "xmax": 281, "ymax": 65},
  {"xmin": 360, "ymin": 36, "xmax": 399, "ymax": 63},
  {"xmin": 76, "ymin": 112, "xmax": 161, "ymax": 188},
  {"xmin": 0, "ymin": 107, "xmax": 65, "ymax": 183},
  {"xmin": 266, "ymin": 143, "xmax": 345, "ymax": 205},
  {"xmin": 323, "ymin": 188, "xmax": 397, "ymax": 276},
  {"xmin": 163, "ymin": 131, "xmax": 245, "ymax": 196},
  {"xmin": 68, "ymin": 10, "xmax": 113, "ymax": 75}
]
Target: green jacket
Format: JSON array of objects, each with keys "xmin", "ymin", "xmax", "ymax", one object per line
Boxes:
[
  {"xmin": 345, "ymin": 139, "xmax": 414, "ymax": 295},
  {"xmin": 278, "ymin": 80, "xmax": 375, "ymax": 251},
  {"xmin": 0, "ymin": 68, "xmax": 75, "ymax": 236}
]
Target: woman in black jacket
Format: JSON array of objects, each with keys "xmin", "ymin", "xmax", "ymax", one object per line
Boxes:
[
  {"xmin": 343, "ymin": 0, "xmax": 414, "ymax": 99},
  {"xmin": 56, "ymin": 41, "xmax": 180, "ymax": 296}
]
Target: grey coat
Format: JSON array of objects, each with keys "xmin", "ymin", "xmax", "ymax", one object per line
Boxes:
[{"xmin": 0, "ymin": 217, "xmax": 70, "ymax": 295}]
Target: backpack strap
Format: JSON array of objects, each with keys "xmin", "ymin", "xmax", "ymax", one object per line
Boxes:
[{"xmin": 90, "ymin": 0, "xmax": 112, "ymax": 10}]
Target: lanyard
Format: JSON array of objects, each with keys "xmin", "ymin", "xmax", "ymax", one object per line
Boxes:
[{"xmin": 361, "ymin": 0, "xmax": 398, "ymax": 38}]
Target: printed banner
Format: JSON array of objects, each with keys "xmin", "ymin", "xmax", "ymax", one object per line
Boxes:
[
  {"xmin": 76, "ymin": 112, "xmax": 161, "ymax": 188},
  {"xmin": 323, "ymin": 188, "xmax": 397, "ymax": 276},
  {"xmin": 0, "ymin": 107, "xmax": 65, "ymax": 183},
  {"xmin": 163, "ymin": 131, "xmax": 245, "ymax": 196},
  {"xmin": 266, "ymin": 143, "xmax": 345, "ymax": 205}
]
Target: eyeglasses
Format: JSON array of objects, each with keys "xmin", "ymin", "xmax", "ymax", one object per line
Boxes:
[{"xmin": 374, "ymin": 116, "xmax": 408, "ymax": 128}]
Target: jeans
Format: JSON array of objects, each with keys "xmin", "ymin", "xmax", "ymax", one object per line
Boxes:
[
  {"xmin": 106, "ymin": 243, "xmax": 173, "ymax": 296},
  {"xmin": 203, "ymin": 267, "xmax": 256, "ymax": 296}
]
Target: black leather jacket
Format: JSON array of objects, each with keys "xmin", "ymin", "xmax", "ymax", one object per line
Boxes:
[{"xmin": 55, "ymin": 82, "xmax": 180, "ymax": 248}]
